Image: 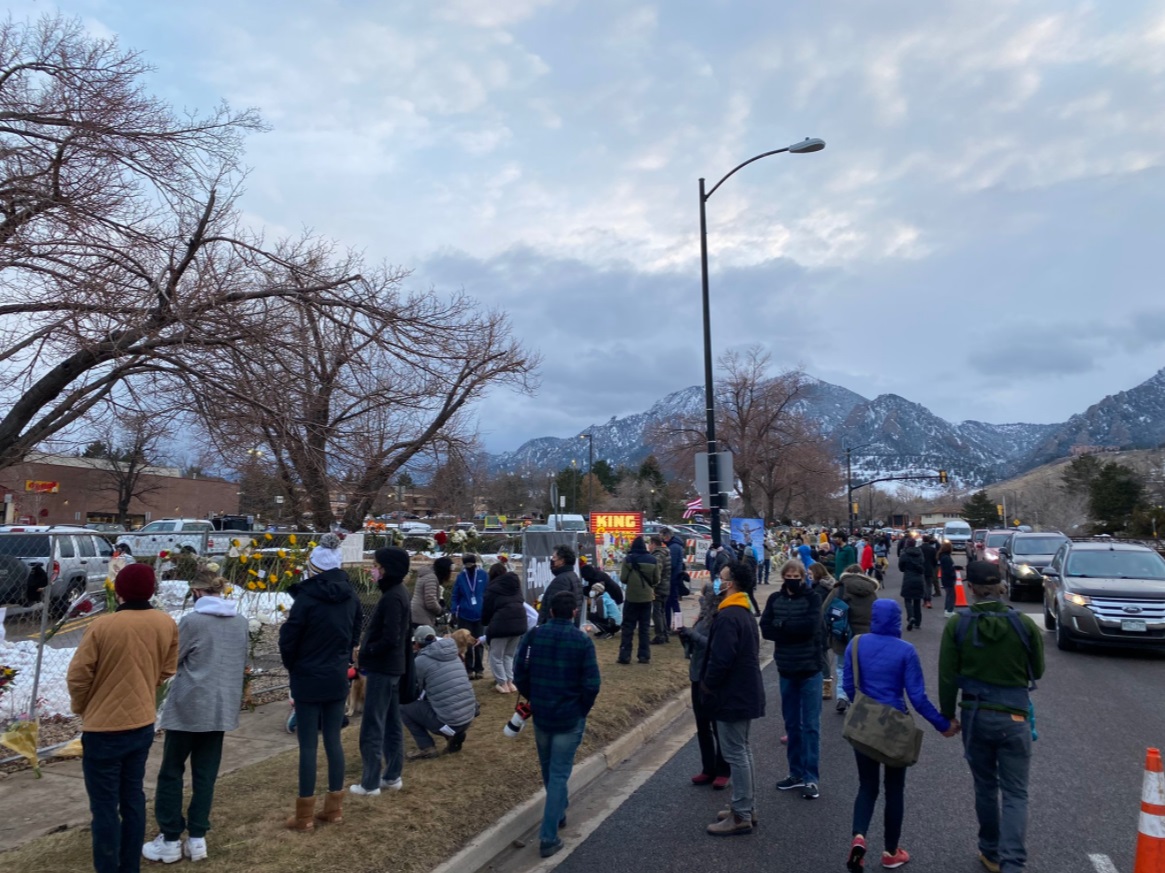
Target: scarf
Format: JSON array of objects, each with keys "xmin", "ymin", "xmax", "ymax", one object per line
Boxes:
[{"xmin": 718, "ymin": 591, "xmax": 751, "ymax": 611}]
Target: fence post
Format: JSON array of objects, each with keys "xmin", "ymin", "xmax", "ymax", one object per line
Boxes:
[{"xmin": 27, "ymin": 537, "xmax": 57, "ymax": 725}]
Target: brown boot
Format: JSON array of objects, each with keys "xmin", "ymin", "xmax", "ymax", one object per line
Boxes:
[
  {"xmin": 707, "ymin": 810, "xmax": 754, "ymax": 836},
  {"xmin": 285, "ymin": 796, "xmax": 316, "ymax": 831},
  {"xmin": 822, "ymin": 678, "xmax": 834, "ymax": 701},
  {"xmin": 315, "ymin": 790, "xmax": 345, "ymax": 825},
  {"xmin": 716, "ymin": 806, "xmax": 758, "ymax": 827}
]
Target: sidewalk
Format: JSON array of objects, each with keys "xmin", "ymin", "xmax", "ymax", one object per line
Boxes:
[{"xmin": 0, "ymin": 701, "xmax": 296, "ymax": 853}]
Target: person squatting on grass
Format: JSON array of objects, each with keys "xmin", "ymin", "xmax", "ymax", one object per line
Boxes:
[
  {"xmin": 278, "ymin": 533, "xmax": 363, "ymax": 830},
  {"xmin": 514, "ymin": 590, "xmax": 601, "ymax": 859},
  {"xmin": 68, "ymin": 562, "xmax": 179, "ymax": 873},
  {"xmin": 142, "ymin": 567, "xmax": 248, "ymax": 865},
  {"xmin": 350, "ymin": 547, "xmax": 412, "ymax": 797},
  {"xmin": 400, "ymin": 625, "xmax": 480, "ymax": 758}
]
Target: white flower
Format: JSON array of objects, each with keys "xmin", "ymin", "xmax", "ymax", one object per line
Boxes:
[{"xmin": 248, "ymin": 619, "xmax": 262, "ymax": 635}]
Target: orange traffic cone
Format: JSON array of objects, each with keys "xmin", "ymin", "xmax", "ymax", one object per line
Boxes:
[
  {"xmin": 954, "ymin": 568, "xmax": 968, "ymax": 607},
  {"xmin": 1135, "ymin": 747, "xmax": 1165, "ymax": 873}
]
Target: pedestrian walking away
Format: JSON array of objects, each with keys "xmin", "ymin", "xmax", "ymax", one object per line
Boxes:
[
  {"xmin": 514, "ymin": 591, "xmax": 601, "ymax": 859},
  {"xmin": 67, "ymin": 563, "xmax": 179, "ymax": 873},
  {"xmin": 760, "ymin": 559, "xmax": 825, "ymax": 800},
  {"xmin": 823, "ymin": 564, "xmax": 879, "ymax": 714},
  {"xmin": 841, "ymin": 600, "xmax": 960, "ymax": 872},
  {"xmin": 351, "ymin": 547, "xmax": 412, "ymax": 798},
  {"xmin": 938, "ymin": 542, "xmax": 958, "ymax": 617},
  {"xmin": 278, "ymin": 533, "xmax": 363, "ymax": 830},
  {"xmin": 144, "ymin": 566, "xmax": 248, "ymax": 865},
  {"xmin": 921, "ymin": 536, "xmax": 940, "ymax": 605},
  {"xmin": 939, "ymin": 561, "xmax": 1045, "ymax": 873},
  {"xmin": 451, "ymin": 553, "xmax": 489, "ymax": 678},
  {"xmin": 700, "ymin": 560, "xmax": 765, "ymax": 835},
  {"xmin": 898, "ymin": 539, "xmax": 927, "ymax": 631},
  {"xmin": 676, "ymin": 583, "xmax": 730, "ymax": 790}
]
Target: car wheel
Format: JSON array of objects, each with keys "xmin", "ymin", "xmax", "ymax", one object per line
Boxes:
[
  {"xmin": 1043, "ymin": 597, "xmax": 1055, "ymax": 630},
  {"xmin": 1055, "ymin": 605, "xmax": 1076, "ymax": 652},
  {"xmin": 50, "ymin": 578, "xmax": 85, "ymax": 620}
]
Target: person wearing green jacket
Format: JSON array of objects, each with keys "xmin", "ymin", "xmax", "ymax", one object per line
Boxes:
[
  {"xmin": 618, "ymin": 537, "xmax": 659, "ymax": 665},
  {"xmin": 938, "ymin": 561, "xmax": 1045, "ymax": 873},
  {"xmin": 833, "ymin": 536, "xmax": 858, "ymax": 577}
]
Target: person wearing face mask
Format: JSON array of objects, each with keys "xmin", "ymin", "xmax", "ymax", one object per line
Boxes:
[
  {"xmin": 700, "ymin": 560, "xmax": 764, "ymax": 835},
  {"xmin": 538, "ymin": 544, "xmax": 584, "ymax": 626},
  {"xmin": 617, "ymin": 536, "xmax": 659, "ymax": 665},
  {"xmin": 452, "ymin": 553, "xmax": 489, "ymax": 678},
  {"xmin": 142, "ymin": 567, "xmax": 246, "ymax": 865},
  {"xmin": 350, "ymin": 547, "xmax": 413, "ymax": 797}
]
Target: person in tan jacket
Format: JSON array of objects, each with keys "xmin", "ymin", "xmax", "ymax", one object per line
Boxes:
[{"xmin": 67, "ymin": 563, "xmax": 178, "ymax": 873}]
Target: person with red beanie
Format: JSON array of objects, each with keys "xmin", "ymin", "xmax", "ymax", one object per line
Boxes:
[{"xmin": 67, "ymin": 562, "xmax": 178, "ymax": 873}]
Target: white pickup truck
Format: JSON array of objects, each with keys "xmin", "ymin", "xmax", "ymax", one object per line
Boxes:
[{"xmin": 115, "ymin": 518, "xmax": 239, "ymax": 557}]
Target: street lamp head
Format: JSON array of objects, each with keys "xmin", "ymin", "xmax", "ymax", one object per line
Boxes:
[{"xmin": 787, "ymin": 137, "xmax": 825, "ymax": 154}]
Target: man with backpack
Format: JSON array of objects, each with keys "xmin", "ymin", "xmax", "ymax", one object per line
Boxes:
[
  {"xmin": 821, "ymin": 563, "xmax": 879, "ymax": 714},
  {"xmin": 939, "ymin": 561, "xmax": 1045, "ymax": 873}
]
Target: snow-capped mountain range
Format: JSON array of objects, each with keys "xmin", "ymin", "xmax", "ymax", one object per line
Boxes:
[{"xmin": 489, "ymin": 368, "xmax": 1165, "ymax": 488}]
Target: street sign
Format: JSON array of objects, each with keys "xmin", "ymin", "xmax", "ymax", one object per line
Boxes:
[{"xmin": 695, "ymin": 451, "xmax": 734, "ymax": 507}]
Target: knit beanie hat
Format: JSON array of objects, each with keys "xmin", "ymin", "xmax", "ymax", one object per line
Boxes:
[
  {"xmin": 375, "ymin": 547, "xmax": 410, "ymax": 582},
  {"xmin": 308, "ymin": 533, "xmax": 344, "ymax": 573},
  {"xmin": 115, "ymin": 563, "xmax": 156, "ymax": 602}
]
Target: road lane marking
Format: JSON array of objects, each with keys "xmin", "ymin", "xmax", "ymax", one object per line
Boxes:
[{"xmin": 1088, "ymin": 853, "xmax": 1119, "ymax": 873}]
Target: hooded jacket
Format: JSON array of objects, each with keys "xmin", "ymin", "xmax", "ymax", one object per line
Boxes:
[
  {"xmin": 650, "ymin": 546, "xmax": 672, "ymax": 600},
  {"xmin": 898, "ymin": 546, "xmax": 928, "ymax": 599},
  {"xmin": 414, "ymin": 637, "xmax": 478, "ymax": 727},
  {"xmin": 760, "ymin": 583, "xmax": 824, "ymax": 677},
  {"xmin": 665, "ymin": 535, "xmax": 686, "ymax": 588},
  {"xmin": 279, "ymin": 568, "xmax": 362, "ymax": 704},
  {"xmin": 451, "ymin": 565, "xmax": 489, "ymax": 622},
  {"xmin": 483, "ymin": 571, "xmax": 528, "ymax": 639},
  {"xmin": 841, "ymin": 600, "xmax": 950, "ymax": 733},
  {"xmin": 921, "ymin": 541, "xmax": 939, "ymax": 577},
  {"xmin": 360, "ymin": 577, "xmax": 411, "ymax": 676},
  {"xmin": 411, "ymin": 567, "xmax": 445, "ymax": 626},
  {"xmin": 538, "ymin": 563, "xmax": 585, "ymax": 624},
  {"xmin": 834, "ymin": 543, "xmax": 858, "ymax": 574},
  {"xmin": 822, "ymin": 572, "xmax": 880, "ymax": 655},
  {"xmin": 160, "ymin": 595, "xmax": 249, "ymax": 733},
  {"xmin": 619, "ymin": 548, "xmax": 659, "ymax": 604},
  {"xmin": 700, "ymin": 593, "xmax": 765, "ymax": 721}
]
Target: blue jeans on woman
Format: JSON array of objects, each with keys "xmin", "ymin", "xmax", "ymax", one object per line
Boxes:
[
  {"xmin": 534, "ymin": 718, "xmax": 586, "ymax": 849},
  {"xmin": 81, "ymin": 724, "xmax": 155, "ymax": 873},
  {"xmin": 780, "ymin": 672, "xmax": 823, "ymax": 785}
]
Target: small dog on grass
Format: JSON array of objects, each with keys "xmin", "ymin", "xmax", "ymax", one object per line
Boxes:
[{"xmin": 346, "ymin": 666, "xmax": 366, "ymax": 717}]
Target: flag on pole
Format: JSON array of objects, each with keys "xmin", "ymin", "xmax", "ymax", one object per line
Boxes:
[{"xmin": 683, "ymin": 497, "xmax": 704, "ymax": 519}]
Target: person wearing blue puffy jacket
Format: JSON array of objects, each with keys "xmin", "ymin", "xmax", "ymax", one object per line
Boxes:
[{"xmin": 841, "ymin": 599, "xmax": 960, "ymax": 872}]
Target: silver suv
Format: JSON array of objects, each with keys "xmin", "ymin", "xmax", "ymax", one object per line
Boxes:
[{"xmin": 0, "ymin": 525, "xmax": 114, "ymax": 615}]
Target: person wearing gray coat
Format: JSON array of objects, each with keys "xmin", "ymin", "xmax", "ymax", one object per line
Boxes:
[
  {"xmin": 400, "ymin": 628, "xmax": 479, "ymax": 758},
  {"xmin": 144, "ymin": 569, "xmax": 248, "ymax": 864}
]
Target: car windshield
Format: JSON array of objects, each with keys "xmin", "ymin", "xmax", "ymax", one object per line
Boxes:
[
  {"xmin": 1013, "ymin": 536, "xmax": 1067, "ymax": 556},
  {"xmin": 562, "ymin": 521, "xmax": 588, "ymax": 532},
  {"xmin": 986, "ymin": 533, "xmax": 1011, "ymax": 547},
  {"xmin": 0, "ymin": 534, "xmax": 51, "ymax": 557},
  {"xmin": 1066, "ymin": 550, "xmax": 1165, "ymax": 580},
  {"xmin": 945, "ymin": 525, "xmax": 971, "ymax": 534}
]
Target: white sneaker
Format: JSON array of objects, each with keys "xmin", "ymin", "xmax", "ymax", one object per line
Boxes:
[
  {"xmin": 379, "ymin": 777, "xmax": 403, "ymax": 792},
  {"xmin": 184, "ymin": 837, "xmax": 208, "ymax": 862},
  {"xmin": 944, "ymin": 610, "xmax": 956, "ymax": 618},
  {"xmin": 142, "ymin": 834, "xmax": 182, "ymax": 864},
  {"xmin": 349, "ymin": 783, "xmax": 381, "ymax": 796}
]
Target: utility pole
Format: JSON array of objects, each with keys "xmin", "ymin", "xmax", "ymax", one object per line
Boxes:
[{"xmin": 846, "ymin": 447, "xmax": 854, "ymax": 534}]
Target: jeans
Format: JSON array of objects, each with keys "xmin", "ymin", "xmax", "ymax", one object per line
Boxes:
[
  {"xmin": 691, "ymin": 683, "xmax": 729, "ymax": 778},
  {"xmin": 489, "ymin": 635, "xmax": 522, "ymax": 684},
  {"xmin": 852, "ymin": 749, "xmax": 906, "ymax": 853},
  {"xmin": 81, "ymin": 725, "xmax": 155, "ymax": 873},
  {"xmin": 835, "ymin": 660, "xmax": 849, "ymax": 702},
  {"xmin": 715, "ymin": 719, "xmax": 755, "ymax": 816},
  {"xmin": 780, "ymin": 672, "xmax": 823, "ymax": 784},
  {"xmin": 154, "ymin": 730, "xmax": 224, "ymax": 841},
  {"xmin": 456, "ymin": 618, "xmax": 484, "ymax": 673},
  {"xmin": 534, "ymin": 719, "xmax": 586, "ymax": 847},
  {"xmin": 619, "ymin": 601, "xmax": 653, "ymax": 662},
  {"xmin": 762, "ymin": 558, "xmax": 771, "ymax": 584},
  {"xmin": 358, "ymin": 673, "xmax": 403, "ymax": 790},
  {"xmin": 904, "ymin": 598, "xmax": 922, "ymax": 628},
  {"xmin": 963, "ymin": 709, "xmax": 1033, "ymax": 872},
  {"xmin": 944, "ymin": 583, "xmax": 957, "ymax": 613},
  {"xmin": 294, "ymin": 699, "xmax": 346, "ymax": 796}
]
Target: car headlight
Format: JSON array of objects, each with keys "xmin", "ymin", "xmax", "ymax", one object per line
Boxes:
[
  {"xmin": 1016, "ymin": 563, "xmax": 1040, "ymax": 578},
  {"xmin": 1065, "ymin": 593, "xmax": 1090, "ymax": 607}
]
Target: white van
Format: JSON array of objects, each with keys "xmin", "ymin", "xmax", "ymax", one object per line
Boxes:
[
  {"xmin": 941, "ymin": 520, "xmax": 973, "ymax": 553},
  {"xmin": 547, "ymin": 513, "xmax": 589, "ymax": 533}
]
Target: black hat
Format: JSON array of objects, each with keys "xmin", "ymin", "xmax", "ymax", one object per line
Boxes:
[
  {"xmin": 375, "ymin": 547, "xmax": 410, "ymax": 581},
  {"xmin": 965, "ymin": 561, "xmax": 1001, "ymax": 587}
]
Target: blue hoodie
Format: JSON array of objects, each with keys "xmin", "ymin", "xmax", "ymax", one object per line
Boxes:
[{"xmin": 841, "ymin": 599, "xmax": 950, "ymax": 733}]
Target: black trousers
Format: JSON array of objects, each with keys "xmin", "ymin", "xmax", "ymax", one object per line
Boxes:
[
  {"xmin": 456, "ymin": 618, "xmax": 484, "ymax": 673},
  {"xmin": 691, "ymin": 682, "xmax": 729, "ymax": 778},
  {"xmin": 619, "ymin": 601, "xmax": 653, "ymax": 662}
]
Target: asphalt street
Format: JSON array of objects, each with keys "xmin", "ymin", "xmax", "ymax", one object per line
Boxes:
[{"xmin": 532, "ymin": 562, "xmax": 1165, "ymax": 873}]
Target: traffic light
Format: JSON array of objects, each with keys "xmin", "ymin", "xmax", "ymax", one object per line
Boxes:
[
  {"xmin": 938, "ymin": 470, "xmax": 948, "ymax": 484},
  {"xmin": 996, "ymin": 504, "xmax": 1004, "ymax": 517},
  {"xmin": 851, "ymin": 502, "xmax": 860, "ymax": 515}
]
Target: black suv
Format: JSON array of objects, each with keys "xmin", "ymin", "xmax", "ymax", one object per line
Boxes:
[
  {"xmin": 1041, "ymin": 538, "xmax": 1165, "ymax": 652},
  {"xmin": 998, "ymin": 531, "xmax": 1069, "ymax": 601}
]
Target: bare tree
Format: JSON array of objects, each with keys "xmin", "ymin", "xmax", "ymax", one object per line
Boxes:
[{"xmin": 83, "ymin": 411, "xmax": 169, "ymax": 525}]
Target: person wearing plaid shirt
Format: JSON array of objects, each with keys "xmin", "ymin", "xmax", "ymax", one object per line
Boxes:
[{"xmin": 515, "ymin": 590, "xmax": 601, "ymax": 859}]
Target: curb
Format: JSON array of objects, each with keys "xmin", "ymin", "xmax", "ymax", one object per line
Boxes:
[{"xmin": 429, "ymin": 690, "xmax": 692, "ymax": 873}]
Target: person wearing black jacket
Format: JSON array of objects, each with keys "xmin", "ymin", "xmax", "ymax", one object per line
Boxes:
[
  {"xmin": 701, "ymin": 560, "xmax": 764, "ymax": 836},
  {"xmin": 482, "ymin": 562, "xmax": 528, "ymax": 694},
  {"xmin": 580, "ymin": 561, "xmax": 623, "ymax": 605},
  {"xmin": 351, "ymin": 547, "xmax": 412, "ymax": 798},
  {"xmin": 538, "ymin": 545, "xmax": 584, "ymax": 625},
  {"xmin": 898, "ymin": 538, "xmax": 927, "ymax": 631},
  {"xmin": 760, "ymin": 559, "xmax": 825, "ymax": 801},
  {"xmin": 278, "ymin": 534, "xmax": 363, "ymax": 829},
  {"xmin": 937, "ymin": 541, "xmax": 958, "ymax": 617},
  {"xmin": 921, "ymin": 536, "xmax": 939, "ymax": 605}
]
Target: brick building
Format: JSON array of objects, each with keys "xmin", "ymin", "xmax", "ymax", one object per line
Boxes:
[{"xmin": 0, "ymin": 453, "xmax": 238, "ymax": 527}]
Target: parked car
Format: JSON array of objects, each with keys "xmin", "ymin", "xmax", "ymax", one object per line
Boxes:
[
  {"xmin": 452, "ymin": 522, "xmax": 478, "ymax": 535},
  {"xmin": 85, "ymin": 522, "xmax": 127, "ymax": 534},
  {"xmin": 399, "ymin": 521, "xmax": 433, "ymax": 535},
  {"xmin": 998, "ymin": 531, "xmax": 1069, "ymax": 601},
  {"xmin": 115, "ymin": 518, "xmax": 235, "ymax": 557},
  {"xmin": 547, "ymin": 513, "xmax": 589, "ymax": 533},
  {"xmin": 0, "ymin": 525, "xmax": 114, "ymax": 615},
  {"xmin": 1041, "ymin": 538, "xmax": 1165, "ymax": 652}
]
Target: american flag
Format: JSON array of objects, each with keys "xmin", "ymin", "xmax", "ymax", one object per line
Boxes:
[{"xmin": 682, "ymin": 497, "xmax": 704, "ymax": 519}]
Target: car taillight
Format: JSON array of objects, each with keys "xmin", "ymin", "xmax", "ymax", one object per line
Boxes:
[
  {"xmin": 51, "ymin": 560, "xmax": 60, "ymax": 581},
  {"xmin": 984, "ymin": 548, "xmax": 998, "ymax": 561}
]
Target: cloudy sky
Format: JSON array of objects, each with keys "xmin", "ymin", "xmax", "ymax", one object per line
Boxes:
[{"xmin": 26, "ymin": 0, "xmax": 1165, "ymax": 451}]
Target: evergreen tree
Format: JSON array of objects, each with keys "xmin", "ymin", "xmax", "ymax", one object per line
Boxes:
[
  {"xmin": 1089, "ymin": 462, "xmax": 1144, "ymax": 533},
  {"xmin": 1062, "ymin": 454, "xmax": 1102, "ymax": 496},
  {"xmin": 961, "ymin": 490, "xmax": 1001, "ymax": 528}
]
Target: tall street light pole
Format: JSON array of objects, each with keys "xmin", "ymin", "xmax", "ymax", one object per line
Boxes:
[
  {"xmin": 700, "ymin": 137, "xmax": 826, "ymax": 549},
  {"xmin": 580, "ymin": 431, "xmax": 594, "ymax": 519}
]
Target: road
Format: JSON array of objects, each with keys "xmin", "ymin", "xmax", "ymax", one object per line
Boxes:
[{"xmin": 487, "ymin": 561, "xmax": 1165, "ymax": 873}]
